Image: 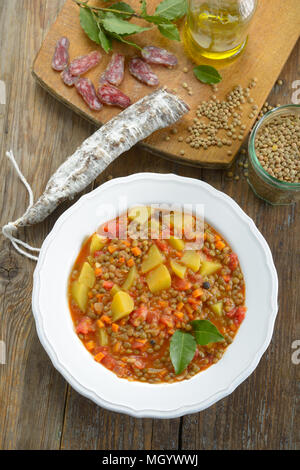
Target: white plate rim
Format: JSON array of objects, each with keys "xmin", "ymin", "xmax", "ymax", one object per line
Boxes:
[{"xmin": 32, "ymin": 172, "xmax": 278, "ymax": 418}]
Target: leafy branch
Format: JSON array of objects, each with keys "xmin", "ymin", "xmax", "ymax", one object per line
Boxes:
[{"xmin": 73, "ymin": 0, "xmax": 187, "ymax": 53}]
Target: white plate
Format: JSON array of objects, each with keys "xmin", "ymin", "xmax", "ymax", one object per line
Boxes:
[{"xmin": 32, "ymin": 173, "xmax": 278, "ymax": 418}]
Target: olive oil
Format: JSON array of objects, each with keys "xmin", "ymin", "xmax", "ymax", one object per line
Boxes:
[{"xmin": 183, "ymin": 0, "xmax": 257, "ymax": 64}]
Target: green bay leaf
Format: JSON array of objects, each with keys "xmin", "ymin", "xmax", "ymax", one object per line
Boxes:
[
  {"xmin": 142, "ymin": 15, "xmax": 173, "ymax": 25},
  {"xmin": 98, "ymin": 25, "xmax": 112, "ymax": 53},
  {"xmin": 79, "ymin": 7, "xmax": 101, "ymax": 45},
  {"xmin": 155, "ymin": 0, "xmax": 187, "ymax": 20},
  {"xmin": 108, "ymin": 32, "xmax": 142, "ymax": 50},
  {"xmin": 193, "ymin": 65, "xmax": 222, "ymax": 84},
  {"xmin": 191, "ymin": 320, "xmax": 224, "ymax": 345},
  {"xmin": 158, "ymin": 23, "xmax": 180, "ymax": 41},
  {"xmin": 101, "ymin": 12, "xmax": 150, "ymax": 36},
  {"xmin": 170, "ymin": 330, "xmax": 196, "ymax": 375},
  {"xmin": 109, "ymin": 2, "xmax": 135, "ymax": 18}
]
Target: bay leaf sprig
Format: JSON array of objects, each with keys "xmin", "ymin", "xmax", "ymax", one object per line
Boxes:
[
  {"xmin": 73, "ymin": 0, "xmax": 187, "ymax": 52},
  {"xmin": 170, "ymin": 319, "xmax": 224, "ymax": 375},
  {"xmin": 193, "ymin": 65, "xmax": 222, "ymax": 84}
]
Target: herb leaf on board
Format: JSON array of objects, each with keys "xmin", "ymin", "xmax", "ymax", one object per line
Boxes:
[
  {"xmin": 79, "ymin": 7, "xmax": 101, "ymax": 45},
  {"xmin": 191, "ymin": 320, "xmax": 224, "ymax": 345},
  {"xmin": 155, "ymin": 0, "xmax": 188, "ymax": 20},
  {"xmin": 170, "ymin": 330, "xmax": 196, "ymax": 375},
  {"xmin": 101, "ymin": 12, "xmax": 151, "ymax": 36},
  {"xmin": 98, "ymin": 25, "xmax": 113, "ymax": 53},
  {"xmin": 158, "ymin": 23, "xmax": 180, "ymax": 41},
  {"xmin": 193, "ymin": 65, "xmax": 222, "ymax": 84},
  {"xmin": 108, "ymin": 2, "xmax": 135, "ymax": 18}
]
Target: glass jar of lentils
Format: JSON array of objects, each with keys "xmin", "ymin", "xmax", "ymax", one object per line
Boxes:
[{"xmin": 247, "ymin": 105, "xmax": 300, "ymax": 205}]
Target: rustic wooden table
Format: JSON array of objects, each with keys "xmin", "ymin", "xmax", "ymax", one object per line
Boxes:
[{"xmin": 0, "ymin": 1, "xmax": 299, "ymax": 450}]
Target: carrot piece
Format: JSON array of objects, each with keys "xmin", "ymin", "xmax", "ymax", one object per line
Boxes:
[
  {"xmin": 100, "ymin": 315, "xmax": 111, "ymax": 324},
  {"xmin": 188, "ymin": 297, "xmax": 199, "ymax": 304},
  {"xmin": 113, "ymin": 342, "xmax": 121, "ymax": 353},
  {"xmin": 176, "ymin": 251, "xmax": 183, "ymax": 258},
  {"xmin": 94, "ymin": 267, "xmax": 102, "ymax": 277},
  {"xmin": 158, "ymin": 300, "xmax": 168, "ymax": 308},
  {"xmin": 223, "ymin": 275, "xmax": 231, "ymax": 282},
  {"xmin": 122, "ymin": 240, "xmax": 131, "ymax": 247},
  {"xmin": 175, "ymin": 311, "xmax": 184, "ymax": 319},
  {"xmin": 94, "ymin": 352, "xmax": 105, "ymax": 363},
  {"xmin": 118, "ymin": 257, "xmax": 125, "ymax": 264},
  {"xmin": 215, "ymin": 234, "xmax": 221, "ymax": 241},
  {"xmin": 158, "ymin": 369, "xmax": 167, "ymax": 377},
  {"xmin": 96, "ymin": 293, "xmax": 104, "ymax": 301},
  {"xmin": 177, "ymin": 302, "xmax": 184, "ymax": 311},
  {"xmin": 111, "ymin": 323, "xmax": 119, "ymax": 332},
  {"xmin": 88, "ymin": 291, "xmax": 93, "ymax": 299},
  {"xmin": 216, "ymin": 240, "xmax": 226, "ymax": 250},
  {"xmin": 96, "ymin": 319, "xmax": 105, "ymax": 328},
  {"xmin": 108, "ymin": 245, "xmax": 117, "ymax": 254},
  {"xmin": 203, "ymin": 232, "xmax": 207, "ymax": 241},
  {"xmin": 127, "ymin": 258, "xmax": 134, "ymax": 267},
  {"xmin": 86, "ymin": 340, "xmax": 95, "ymax": 351},
  {"xmin": 131, "ymin": 246, "xmax": 142, "ymax": 256},
  {"xmin": 185, "ymin": 304, "xmax": 193, "ymax": 315},
  {"xmin": 192, "ymin": 288, "xmax": 203, "ymax": 298}
]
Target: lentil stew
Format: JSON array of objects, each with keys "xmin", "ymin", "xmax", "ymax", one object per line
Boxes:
[{"xmin": 68, "ymin": 208, "xmax": 246, "ymax": 383}]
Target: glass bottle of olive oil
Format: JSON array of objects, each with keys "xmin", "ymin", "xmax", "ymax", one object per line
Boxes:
[{"xmin": 183, "ymin": 0, "xmax": 257, "ymax": 63}]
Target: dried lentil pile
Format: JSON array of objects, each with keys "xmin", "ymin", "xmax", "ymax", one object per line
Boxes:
[
  {"xmin": 185, "ymin": 79, "xmax": 258, "ymax": 153},
  {"xmin": 255, "ymin": 114, "xmax": 300, "ymax": 183}
]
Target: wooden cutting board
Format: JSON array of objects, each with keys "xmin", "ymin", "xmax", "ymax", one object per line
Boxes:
[{"xmin": 32, "ymin": 0, "xmax": 300, "ymax": 168}]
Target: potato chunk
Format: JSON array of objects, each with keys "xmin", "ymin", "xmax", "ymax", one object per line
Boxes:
[
  {"xmin": 90, "ymin": 233, "xmax": 107, "ymax": 255},
  {"xmin": 141, "ymin": 244, "xmax": 164, "ymax": 273},
  {"xmin": 168, "ymin": 236, "xmax": 185, "ymax": 251},
  {"xmin": 170, "ymin": 259, "xmax": 187, "ymax": 279},
  {"xmin": 111, "ymin": 284, "xmax": 121, "ymax": 296},
  {"xmin": 78, "ymin": 261, "xmax": 95, "ymax": 288},
  {"xmin": 146, "ymin": 264, "xmax": 171, "ymax": 293},
  {"xmin": 122, "ymin": 265, "xmax": 137, "ymax": 290},
  {"xmin": 200, "ymin": 261, "xmax": 222, "ymax": 276},
  {"xmin": 72, "ymin": 281, "xmax": 88, "ymax": 312},
  {"xmin": 181, "ymin": 250, "xmax": 201, "ymax": 272},
  {"xmin": 170, "ymin": 212, "xmax": 195, "ymax": 236},
  {"xmin": 128, "ymin": 206, "xmax": 152, "ymax": 224},
  {"xmin": 111, "ymin": 291, "xmax": 134, "ymax": 321},
  {"xmin": 211, "ymin": 302, "xmax": 223, "ymax": 316}
]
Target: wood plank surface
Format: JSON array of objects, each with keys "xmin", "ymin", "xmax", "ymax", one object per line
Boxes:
[
  {"xmin": 32, "ymin": 0, "xmax": 300, "ymax": 168},
  {"xmin": 0, "ymin": 0, "xmax": 299, "ymax": 450}
]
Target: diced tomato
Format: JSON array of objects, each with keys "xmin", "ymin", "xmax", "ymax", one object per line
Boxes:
[
  {"xmin": 155, "ymin": 239, "xmax": 169, "ymax": 252},
  {"xmin": 131, "ymin": 356, "xmax": 146, "ymax": 369},
  {"xmin": 172, "ymin": 277, "xmax": 192, "ymax": 291},
  {"xmin": 146, "ymin": 310, "xmax": 160, "ymax": 324},
  {"xmin": 102, "ymin": 354, "xmax": 117, "ymax": 370},
  {"xmin": 76, "ymin": 317, "xmax": 95, "ymax": 335},
  {"xmin": 94, "ymin": 345, "xmax": 108, "ymax": 355},
  {"xmin": 131, "ymin": 341, "xmax": 146, "ymax": 349},
  {"xmin": 103, "ymin": 280, "xmax": 114, "ymax": 290},
  {"xmin": 193, "ymin": 348, "xmax": 200, "ymax": 360},
  {"xmin": 160, "ymin": 315, "xmax": 175, "ymax": 329},
  {"xmin": 202, "ymin": 246, "xmax": 213, "ymax": 260},
  {"xmin": 129, "ymin": 305, "xmax": 148, "ymax": 326},
  {"xmin": 226, "ymin": 306, "xmax": 247, "ymax": 325},
  {"xmin": 189, "ymin": 273, "xmax": 204, "ymax": 285},
  {"xmin": 228, "ymin": 253, "xmax": 239, "ymax": 271},
  {"xmin": 93, "ymin": 250, "xmax": 103, "ymax": 258},
  {"xmin": 234, "ymin": 306, "xmax": 247, "ymax": 325}
]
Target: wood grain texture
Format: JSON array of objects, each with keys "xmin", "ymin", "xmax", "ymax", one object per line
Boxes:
[
  {"xmin": 0, "ymin": 0, "xmax": 299, "ymax": 450},
  {"xmin": 32, "ymin": 0, "xmax": 300, "ymax": 168}
]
